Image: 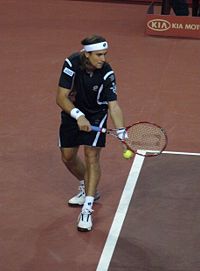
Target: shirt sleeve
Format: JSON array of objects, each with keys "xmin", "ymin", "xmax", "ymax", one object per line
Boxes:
[
  {"xmin": 58, "ymin": 58, "xmax": 75, "ymax": 89},
  {"xmin": 104, "ymin": 70, "xmax": 117, "ymax": 102}
]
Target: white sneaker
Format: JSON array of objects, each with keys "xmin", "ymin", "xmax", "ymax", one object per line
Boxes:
[
  {"xmin": 68, "ymin": 187, "xmax": 100, "ymax": 206},
  {"xmin": 77, "ymin": 208, "xmax": 93, "ymax": 232},
  {"xmin": 68, "ymin": 185, "xmax": 85, "ymax": 206}
]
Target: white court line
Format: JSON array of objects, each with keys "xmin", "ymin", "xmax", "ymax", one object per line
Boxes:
[
  {"xmin": 163, "ymin": 150, "xmax": 200, "ymax": 156},
  {"xmin": 96, "ymin": 150, "xmax": 200, "ymax": 271},
  {"xmin": 96, "ymin": 152, "xmax": 146, "ymax": 271}
]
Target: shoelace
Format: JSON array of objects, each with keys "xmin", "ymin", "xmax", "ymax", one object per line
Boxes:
[
  {"xmin": 81, "ymin": 208, "xmax": 93, "ymax": 215},
  {"xmin": 80, "ymin": 208, "xmax": 93, "ymax": 222}
]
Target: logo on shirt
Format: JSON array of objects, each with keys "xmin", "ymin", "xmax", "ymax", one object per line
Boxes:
[
  {"xmin": 110, "ymin": 82, "xmax": 117, "ymax": 94},
  {"xmin": 63, "ymin": 67, "xmax": 74, "ymax": 77},
  {"xmin": 92, "ymin": 85, "xmax": 99, "ymax": 92},
  {"xmin": 109, "ymin": 74, "xmax": 115, "ymax": 82}
]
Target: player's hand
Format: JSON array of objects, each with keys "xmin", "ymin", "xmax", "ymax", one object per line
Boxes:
[
  {"xmin": 116, "ymin": 128, "xmax": 128, "ymax": 140},
  {"xmin": 77, "ymin": 115, "xmax": 91, "ymax": 132}
]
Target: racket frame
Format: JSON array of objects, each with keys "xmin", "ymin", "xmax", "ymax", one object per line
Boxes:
[
  {"xmin": 91, "ymin": 121, "xmax": 168, "ymax": 157},
  {"xmin": 124, "ymin": 121, "xmax": 168, "ymax": 157}
]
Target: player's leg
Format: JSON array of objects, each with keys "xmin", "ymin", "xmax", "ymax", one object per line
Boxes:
[
  {"xmin": 75, "ymin": 112, "xmax": 106, "ymax": 231},
  {"xmin": 161, "ymin": 0, "xmax": 171, "ymax": 15},
  {"xmin": 60, "ymin": 147, "xmax": 85, "ymax": 180},
  {"xmin": 192, "ymin": 0, "xmax": 200, "ymax": 16},
  {"xmin": 60, "ymin": 147, "xmax": 87, "ymax": 206},
  {"xmin": 77, "ymin": 146, "xmax": 102, "ymax": 232},
  {"xmin": 60, "ymin": 147, "xmax": 100, "ymax": 206},
  {"xmin": 59, "ymin": 111, "xmax": 87, "ymax": 206},
  {"xmin": 172, "ymin": 0, "xmax": 189, "ymax": 16},
  {"xmin": 84, "ymin": 146, "xmax": 101, "ymax": 196}
]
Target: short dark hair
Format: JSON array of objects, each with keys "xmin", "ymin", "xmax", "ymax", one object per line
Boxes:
[{"xmin": 81, "ymin": 35, "xmax": 107, "ymax": 46}]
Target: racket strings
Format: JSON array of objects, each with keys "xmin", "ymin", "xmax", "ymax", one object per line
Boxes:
[{"xmin": 126, "ymin": 123, "xmax": 167, "ymax": 154}]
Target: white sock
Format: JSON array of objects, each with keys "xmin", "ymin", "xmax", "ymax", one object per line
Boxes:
[
  {"xmin": 79, "ymin": 180, "xmax": 85, "ymax": 194},
  {"xmin": 83, "ymin": 196, "xmax": 94, "ymax": 211}
]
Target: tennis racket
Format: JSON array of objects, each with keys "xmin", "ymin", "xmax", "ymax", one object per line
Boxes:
[{"xmin": 91, "ymin": 121, "xmax": 168, "ymax": 157}]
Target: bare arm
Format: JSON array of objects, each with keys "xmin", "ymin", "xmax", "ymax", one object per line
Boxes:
[
  {"xmin": 108, "ymin": 100, "xmax": 125, "ymax": 129},
  {"xmin": 56, "ymin": 86, "xmax": 91, "ymax": 131},
  {"xmin": 56, "ymin": 86, "xmax": 74, "ymax": 113}
]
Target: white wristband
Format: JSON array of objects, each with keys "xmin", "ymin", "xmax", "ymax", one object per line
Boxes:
[
  {"xmin": 70, "ymin": 108, "xmax": 85, "ymax": 120},
  {"xmin": 116, "ymin": 128, "xmax": 128, "ymax": 140}
]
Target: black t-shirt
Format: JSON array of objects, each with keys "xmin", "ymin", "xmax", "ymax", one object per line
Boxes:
[{"xmin": 58, "ymin": 52, "xmax": 117, "ymax": 115}]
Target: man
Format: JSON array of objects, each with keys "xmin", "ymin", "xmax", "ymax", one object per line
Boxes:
[
  {"xmin": 172, "ymin": 0, "xmax": 189, "ymax": 16},
  {"xmin": 161, "ymin": 0, "xmax": 189, "ymax": 16},
  {"xmin": 56, "ymin": 35, "xmax": 126, "ymax": 232}
]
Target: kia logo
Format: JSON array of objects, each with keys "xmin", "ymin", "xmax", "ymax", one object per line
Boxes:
[{"xmin": 147, "ymin": 19, "xmax": 171, "ymax": 32}]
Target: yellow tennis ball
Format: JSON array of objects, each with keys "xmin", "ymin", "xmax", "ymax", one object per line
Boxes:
[{"xmin": 123, "ymin": 150, "xmax": 134, "ymax": 159}]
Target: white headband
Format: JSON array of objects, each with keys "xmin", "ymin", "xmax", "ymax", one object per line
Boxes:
[{"xmin": 84, "ymin": 41, "xmax": 108, "ymax": 52}]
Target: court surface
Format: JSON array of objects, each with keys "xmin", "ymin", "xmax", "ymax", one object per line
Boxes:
[{"xmin": 1, "ymin": 1, "xmax": 200, "ymax": 270}]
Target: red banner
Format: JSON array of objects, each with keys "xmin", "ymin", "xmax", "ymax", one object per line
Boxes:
[{"xmin": 145, "ymin": 3, "xmax": 200, "ymax": 39}]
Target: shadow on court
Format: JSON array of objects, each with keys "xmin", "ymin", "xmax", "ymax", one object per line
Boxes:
[{"xmin": 109, "ymin": 153, "xmax": 200, "ymax": 270}]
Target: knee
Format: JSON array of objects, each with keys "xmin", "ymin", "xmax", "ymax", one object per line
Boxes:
[
  {"xmin": 61, "ymin": 150, "xmax": 76, "ymax": 166},
  {"xmin": 84, "ymin": 148, "xmax": 100, "ymax": 163}
]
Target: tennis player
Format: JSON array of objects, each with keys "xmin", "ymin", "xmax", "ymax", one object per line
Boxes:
[{"xmin": 56, "ymin": 35, "xmax": 126, "ymax": 232}]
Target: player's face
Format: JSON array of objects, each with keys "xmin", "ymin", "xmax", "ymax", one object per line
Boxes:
[{"xmin": 86, "ymin": 50, "xmax": 107, "ymax": 69}]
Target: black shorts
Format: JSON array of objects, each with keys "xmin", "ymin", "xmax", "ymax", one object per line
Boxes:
[{"xmin": 59, "ymin": 111, "xmax": 108, "ymax": 148}]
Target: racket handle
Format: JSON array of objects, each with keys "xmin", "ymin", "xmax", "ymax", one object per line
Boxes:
[{"xmin": 91, "ymin": 126, "xmax": 106, "ymax": 133}]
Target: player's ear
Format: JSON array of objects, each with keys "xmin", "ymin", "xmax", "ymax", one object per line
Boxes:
[{"xmin": 84, "ymin": 52, "xmax": 90, "ymax": 58}]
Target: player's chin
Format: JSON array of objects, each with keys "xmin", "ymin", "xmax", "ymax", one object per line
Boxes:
[{"xmin": 96, "ymin": 63, "xmax": 103, "ymax": 69}]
